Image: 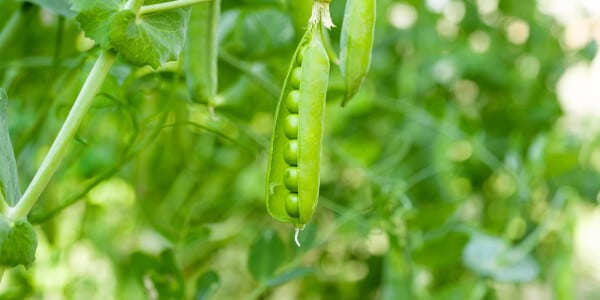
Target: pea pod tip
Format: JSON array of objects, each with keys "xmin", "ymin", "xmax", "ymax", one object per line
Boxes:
[{"xmin": 294, "ymin": 227, "xmax": 301, "ymax": 247}]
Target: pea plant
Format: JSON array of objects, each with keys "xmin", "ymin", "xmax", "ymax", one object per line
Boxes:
[
  {"xmin": 0, "ymin": 0, "xmax": 377, "ymax": 296},
  {"xmin": 1, "ymin": 0, "xmax": 597, "ymax": 298}
]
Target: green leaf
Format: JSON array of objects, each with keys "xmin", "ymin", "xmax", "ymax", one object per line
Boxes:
[
  {"xmin": 247, "ymin": 229, "xmax": 285, "ymax": 280},
  {"xmin": 195, "ymin": 270, "xmax": 220, "ymax": 300},
  {"xmin": 73, "ymin": 0, "xmax": 190, "ymax": 68},
  {"xmin": 19, "ymin": 0, "xmax": 75, "ymax": 17},
  {"xmin": 0, "ymin": 217, "xmax": 38, "ymax": 268},
  {"xmin": 73, "ymin": 0, "xmax": 122, "ymax": 48},
  {"xmin": 109, "ymin": 2, "xmax": 191, "ymax": 68},
  {"xmin": 0, "ymin": 89, "xmax": 21, "ymax": 207},
  {"xmin": 462, "ymin": 234, "xmax": 539, "ymax": 283}
]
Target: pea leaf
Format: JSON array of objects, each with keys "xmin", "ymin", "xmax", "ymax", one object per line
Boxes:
[
  {"xmin": 195, "ymin": 270, "xmax": 220, "ymax": 300},
  {"xmin": 73, "ymin": 0, "xmax": 190, "ymax": 68},
  {"xmin": 0, "ymin": 89, "xmax": 21, "ymax": 207},
  {"xmin": 108, "ymin": 2, "xmax": 191, "ymax": 68},
  {"xmin": 73, "ymin": 0, "xmax": 122, "ymax": 48},
  {"xmin": 19, "ymin": 0, "xmax": 75, "ymax": 17},
  {"xmin": 247, "ymin": 229, "xmax": 285, "ymax": 280},
  {"xmin": 0, "ymin": 218, "xmax": 38, "ymax": 268}
]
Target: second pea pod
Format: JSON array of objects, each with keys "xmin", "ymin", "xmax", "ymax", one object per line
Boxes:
[{"xmin": 265, "ymin": 21, "xmax": 330, "ymax": 230}]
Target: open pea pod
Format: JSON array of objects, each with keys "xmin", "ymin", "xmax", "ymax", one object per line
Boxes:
[
  {"xmin": 266, "ymin": 23, "xmax": 330, "ymax": 235},
  {"xmin": 339, "ymin": 0, "xmax": 376, "ymax": 106}
]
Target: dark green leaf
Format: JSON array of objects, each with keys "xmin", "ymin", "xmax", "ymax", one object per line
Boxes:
[
  {"xmin": 0, "ymin": 89, "xmax": 21, "ymax": 206},
  {"xmin": 0, "ymin": 218, "xmax": 38, "ymax": 268},
  {"xmin": 130, "ymin": 250, "xmax": 185, "ymax": 299},
  {"xmin": 195, "ymin": 270, "xmax": 220, "ymax": 300},
  {"xmin": 247, "ymin": 229, "xmax": 285, "ymax": 280}
]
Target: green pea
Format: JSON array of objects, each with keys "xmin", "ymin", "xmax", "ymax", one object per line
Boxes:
[
  {"xmin": 285, "ymin": 193, "xmax": 300, "ymax": 218},
  {"xmin": 284, "ymin": 167, "xmax": 298, "ymax": 192},
  {"xmin": 339, "ymin": 0, "xmax": 375, "ymax": 106},
  {"xmin": 297, "ymin": 47, "xmax": 306, "ymax": 66},
  {"xmin": 290, "ymin": 67, "xmax": 302, "ymax": 89},
  {"xmin": 284, "ymin": 140, "xmax": 298, "ymax": 166},
  {"xmin": 286, "ymin": 90, "xmax": 300, "ymax": 113},
  {"xmin": 284, "ymin": 115, "xmax": 298, "ymax": 139},
  {"xmin": 266, "ymin": 19, "xmax": 330, "ymax": 229}
]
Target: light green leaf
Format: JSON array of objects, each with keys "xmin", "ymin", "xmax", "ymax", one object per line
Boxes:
[
  {"xmin": 0, "ymin": 217, "xmax": 38, "ymax": 268},
  {"xmin": 462, "ymin": 234, "xmax": 539, "ymax": 283},
  {"xmin": 0, "ymin": 89, "xmax": 21, "ymax": 207},
  {"xmin": 73, "ymin": 0, "xmax": 123, "ymax": 48},
  {"xmin": 109, "ymin": 2, "xmax": 191, "ymax": 68},
  {"xmin": 19, "ymin": 0, "xmax": 75, "ymax": 17}
]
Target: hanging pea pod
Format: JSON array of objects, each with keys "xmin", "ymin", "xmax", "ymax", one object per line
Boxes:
[
  {"xmin": 266, "ymin": 4, "xmax": 331, "ymax": 245},
  {"xmin": 339, "ymin": 0, "xmax": 375, "ymax": 106},
  {"xmin": 183, "ymin": 0, "xmax": 220, "ymax": 112}
]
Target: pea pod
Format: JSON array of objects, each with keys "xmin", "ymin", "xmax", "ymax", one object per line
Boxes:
[
  {"xmin": 265, "ymin": 22, "xmax": 330, "ymax": 241},
  {"xmin": 183, "ymin": 0, "xmax": 220, "ymax": 110},
  {"xmin": 339, "ymin": 0, "xmax": 375, "ymax": 106}
]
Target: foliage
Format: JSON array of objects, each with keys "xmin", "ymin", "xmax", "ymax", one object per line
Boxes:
[{"xmin": 0, "ymin": 0, "xmax": 598, "ymax": 299}]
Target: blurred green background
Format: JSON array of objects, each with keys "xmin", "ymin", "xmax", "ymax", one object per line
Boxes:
[{"xmin": 1, "ymin": 0, "xmax": 600, "ymax": 299}]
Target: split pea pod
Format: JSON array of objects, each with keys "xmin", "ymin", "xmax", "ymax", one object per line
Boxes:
[
  {"xmin": 265, "ymin": 23, "xmax": 330, "ymax": 240},
  {"xmin": 183, "ymin": 0, "xmax": 220, "ymax": 110},
  {"xmin": 339, "ymin": 0, "xmax": 375, "ymax": 106}
]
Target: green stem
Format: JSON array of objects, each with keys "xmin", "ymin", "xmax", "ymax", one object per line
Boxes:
[
  {"xmin": 0, "ymin": 4, "xmax": 33, "ymax": 56},
  {"xmin": 0, "ymin": 267, "xmax": 4, "ymax": 285},
  {"xmin": 7, "ymin": 51, "xmax": 116, "ymax": 221},
  {"xmin": 139, "ymin": 0, "xmax": 211, "ymax": 15}
]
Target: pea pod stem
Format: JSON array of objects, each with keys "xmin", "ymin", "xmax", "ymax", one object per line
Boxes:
[
  {"xmin": 7, "ymin": 51, "xmax": 116, "ymax": 221},
  {"xmin": 139, "ymin": 0, "xmax": 211, "ymax": 15}
]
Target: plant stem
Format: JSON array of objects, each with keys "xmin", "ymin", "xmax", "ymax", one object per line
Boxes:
[
  {"xmin": 0, "ymin": 191, "xmax": 7, "ymax": 214},
  {"xmin": 7, "ymin": 51, "xmax": 116, "ymax": 221},
  {"xmin": 139, "ymin": 0, "xmax": 211, "ymax": 15},
  {"xmin": 0, "ymin": 268, "xmax": 4, "ymax": 284}
]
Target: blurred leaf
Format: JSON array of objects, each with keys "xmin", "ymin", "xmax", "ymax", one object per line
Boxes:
[
  {"xmin": 0, "ymin": 89, "xmax": 21, "ymax": 206},
  {"xmin": 221, "ymin": 8, "xmax": 294, "ymax": 58},
  {"xmin": 266, "ymin": 267, "xmax": 314, "ymax": 287},
  {"xmin": 247, "ymin": 229, "xmax": 286, "ymax": 280},
  {"xmin": 413, "ymin": 230, "xmax": 469, "ymax": 268},
  {"xmin": 462, "ymin": 234, "xmax": 539, "ymax": 283},
  {"xmin": 20, "ymin": 0, "xmax": 75, "ymax": 17},
  {"xmin": 195, "ymin": 270, "xmax": 220, "ymax": 300},
  {"xmin": 131, "ymin": 250, "xmax": 185, "ymax": 299}
]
